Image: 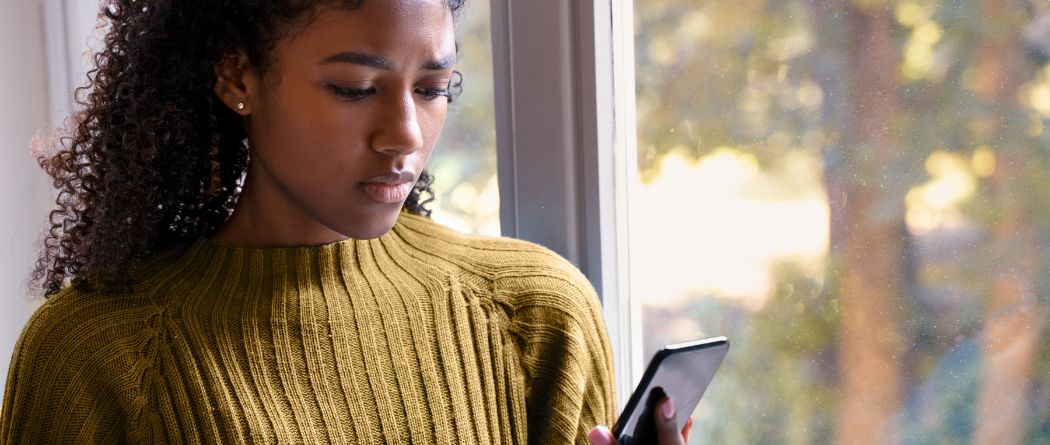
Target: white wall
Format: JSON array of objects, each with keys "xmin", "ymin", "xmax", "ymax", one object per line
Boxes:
[
  {"xmin": 0, "ymin": 0, "xmax": 55, "ymax": 396},
  {"xmin": 0, "ymin": 0, "xmax": 98, "ymax": 397}
]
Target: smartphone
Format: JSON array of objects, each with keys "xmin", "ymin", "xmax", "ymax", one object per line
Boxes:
[{"xmin": 611, "ymin": 336, "xmax": 729, "ymax": 444}]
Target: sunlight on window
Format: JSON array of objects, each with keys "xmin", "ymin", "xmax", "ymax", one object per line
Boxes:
[
  {"xmin": 895, "ymin": 1, "xmax": 930, "ymax": 27},
  {"xmin": 902, "ymin": 19, "xmax": 946, "ymax": 81},
  {"xmin": 431, "ymin": 173, "xmax": 500, "ymax": 236},
  {"xmin": 1027, "ymin": 83, "xmax": 1050, "ymax": 116},
  {"xmin": 905, "ymin": 151, "xmax": 977, "ymax": 235},
  {"xmin": 428, "ymin": 0, "xmax": 499, "ymax": 237},
  {"xmin": 971, "ymin": 146, "xmax": 996, "ymax": 177},
  {"xmin": 627, "ymin": 0, "xmax": 1050, "ymax": 442},
  {"xmin": 630, "ymin": 149, "xmax": 828, "ymax": 312}
]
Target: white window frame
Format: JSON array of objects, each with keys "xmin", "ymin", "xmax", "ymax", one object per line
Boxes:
[{"xmin": 490, "ymin": 0, "xmax": 639, "ymax": 407}]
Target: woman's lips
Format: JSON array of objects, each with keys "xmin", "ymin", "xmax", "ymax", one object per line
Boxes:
[
  {"xmin": 359, "ymin": 170, "xmax": 416, "ymax": 204},
  {"xmin": 359, "ymin": 181, "xmax": 414, "ymax": 204}
]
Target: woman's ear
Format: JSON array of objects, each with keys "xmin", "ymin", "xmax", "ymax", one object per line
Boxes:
[{"xmin": 213, "ymin": 52, "xmax": 254, "ymax": 115}]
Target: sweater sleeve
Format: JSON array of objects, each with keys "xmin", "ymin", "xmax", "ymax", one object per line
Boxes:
[
  {"xmin": 1, "ymin": 293, "xmax": 147, "ymax": 444},
  {"xmin": 505, "ymin": 253, "xmax": 618, "ymax": 445}
]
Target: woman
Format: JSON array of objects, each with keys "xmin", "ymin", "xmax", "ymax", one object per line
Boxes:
[{"xmin": 1, "ymin": 0, "xmax": 688, "ymax": 443}]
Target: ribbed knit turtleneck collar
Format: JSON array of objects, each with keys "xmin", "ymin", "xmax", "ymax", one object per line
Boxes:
[
  {"xmin": 137, "ymin": 212, "xmax": 432, "ymax": 300},
  {"xmin": 189, "ymin": 227, "xmax": 367, "ymax": 276}
]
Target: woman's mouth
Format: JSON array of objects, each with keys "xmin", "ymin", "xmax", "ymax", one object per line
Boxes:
[
  {"xmin": 359, "ymin": 181, "xmax": 414, "ymax": 204},
  {"xmin": 359, "ymin": 170, "xmax": 416, "ymax": 204}
]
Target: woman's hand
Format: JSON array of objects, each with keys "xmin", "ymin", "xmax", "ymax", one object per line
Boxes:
[{"xmin": 588, "ymin": 397, "xmax": 693, "ymax": 445}]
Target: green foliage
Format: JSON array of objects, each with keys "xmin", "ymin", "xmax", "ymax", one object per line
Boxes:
[
  {"xmin": 631, "ymin": 0, "xmax": 1050, "ymax": 442},
  {"xmin": 633, "ymin": 0, "xmax": 825, "ymax": 181},
  {"xmin": 640, "ymin": 264, "xmax": 838, "ymax": 443}
]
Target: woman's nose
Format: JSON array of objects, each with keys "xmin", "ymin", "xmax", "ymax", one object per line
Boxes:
[{"xmin": 371, "ymin": 91, "xmax": 424, "ymax": 157}]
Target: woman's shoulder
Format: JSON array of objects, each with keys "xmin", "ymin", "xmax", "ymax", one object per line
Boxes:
[
  {"xmin": 394, "ymin": 212, "xmax": 596, "ymax": 293},
  {"xmin": 10, "ymin": 284, "xmax": 161, "ymax": 381},
  {"xmin": 394, "ymin": 212, "xmax": 601, "ymax": 318},
  {"xmin": 14, "ymin": 285, "xmax": 159, "ymax": 359},
  {"xmin": 2, "ymin": 286, "xmax": 161, "ymax": 441}
]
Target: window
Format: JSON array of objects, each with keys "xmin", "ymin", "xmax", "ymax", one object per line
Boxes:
[
  {"xmin": 624, "ymin": 0, "xmax": 1050, "ymax": 443},
  {"xmin": 429, "ymin": 0, "xmax": 500, "ymax": 236}
]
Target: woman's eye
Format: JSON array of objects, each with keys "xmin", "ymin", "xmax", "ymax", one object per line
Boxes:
[
  {"xmin": 329, "ymin": 85, "xmax": 375, "ymax": 101},
  {"xmin": 415, "ymin": 87, "xmax": 451, "ymax": 101}
]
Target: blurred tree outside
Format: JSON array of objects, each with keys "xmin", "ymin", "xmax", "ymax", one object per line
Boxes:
[
  {"xmin": 972, "ymin": 1, "xmax": 1046, "ymax": 443},
  {"xmin": 814, "ymin": 3, "xmax": 907, "ymax": 444},
  {"xmin": 629, "ymin": 0, "xmax": 1050, "ymax": 443},
  {"xmin": 430, "ymin": 0, "xmax": 500, "ymax": 236}
]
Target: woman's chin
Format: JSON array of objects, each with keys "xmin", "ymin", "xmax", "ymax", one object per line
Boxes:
[{"xmin": 333, "ymin": 207, "xmax": 404, "ymax": 240}]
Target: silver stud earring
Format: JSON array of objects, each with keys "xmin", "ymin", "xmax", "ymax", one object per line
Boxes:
[{"xmin": 236, "ymin": 102, "xmax": 246, "ymax": 111}]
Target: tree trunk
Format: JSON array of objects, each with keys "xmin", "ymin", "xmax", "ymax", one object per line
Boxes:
[
  {"xmin": 829, "ymin": 4, "xmax": 906, "ymax": 445},
  {"xmin": 973, "ymin": 1, "xmax": 1046, "ymax": 443}
]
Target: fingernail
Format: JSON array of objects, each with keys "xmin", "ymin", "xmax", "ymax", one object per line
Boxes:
[
  {"xmin": 588, "ymin": 426, "xmax": 613, "ymax": 445},
  {"xmin": 661, "ymin": 397, "xmax": 675, "ymax": 420}
]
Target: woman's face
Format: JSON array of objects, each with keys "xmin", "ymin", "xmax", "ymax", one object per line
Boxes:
[{"xmin": 225, "ymin": 0, "xmax": 455, "ymax": 245}]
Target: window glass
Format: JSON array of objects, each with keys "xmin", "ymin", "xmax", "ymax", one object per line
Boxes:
[
  {"xmin": 429, "ymin": 0, "xmax": 500, "ymax": 236},
  {"xmin": 628, "ymin": 0, "xmax": 1050, "ymax": 442}
]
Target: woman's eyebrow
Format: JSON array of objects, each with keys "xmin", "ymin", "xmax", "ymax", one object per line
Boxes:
[
  {"xmin": 422, "ymin": 54, "xmax": 456, "ymax": 70},
  {"xmin": 321, "ymin": 52, "xmax": 394, "ymax": 70},
  {"xmin": 321, "ymin": 51, "xmax": 456, "ymax": 71}
]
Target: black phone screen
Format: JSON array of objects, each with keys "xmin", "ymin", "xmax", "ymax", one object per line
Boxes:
[{"xmin": 611, "ymin": 337, "xmax": 729, "ymax": 443}]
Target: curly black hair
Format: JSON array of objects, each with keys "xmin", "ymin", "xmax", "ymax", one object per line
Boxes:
[{"xmin": 32, "ymin": 0, "xmax": 465, "ymax": 297}]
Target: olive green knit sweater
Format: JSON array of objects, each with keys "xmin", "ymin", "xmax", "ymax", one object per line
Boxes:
[{"xmin": 0, "ymin": 212, "xmax": 615, "ymax": 444}]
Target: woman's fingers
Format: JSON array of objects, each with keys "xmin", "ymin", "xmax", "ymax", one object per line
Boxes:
[
  {"xmin": 588, "ymin": 425, "xmax": 619, "ymax": 445},
  {"xmin": 655, "ymin": 397, "xmax": 687, "ymax": 445},
  {"xmin": 590, "ymin": 399, "xmax": 690, "ymax": 445}
]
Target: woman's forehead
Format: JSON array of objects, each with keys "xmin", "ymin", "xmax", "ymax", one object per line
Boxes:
[{"xmin": 281, "ymin": 1, "xmax": 455, "ymax": 60}]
